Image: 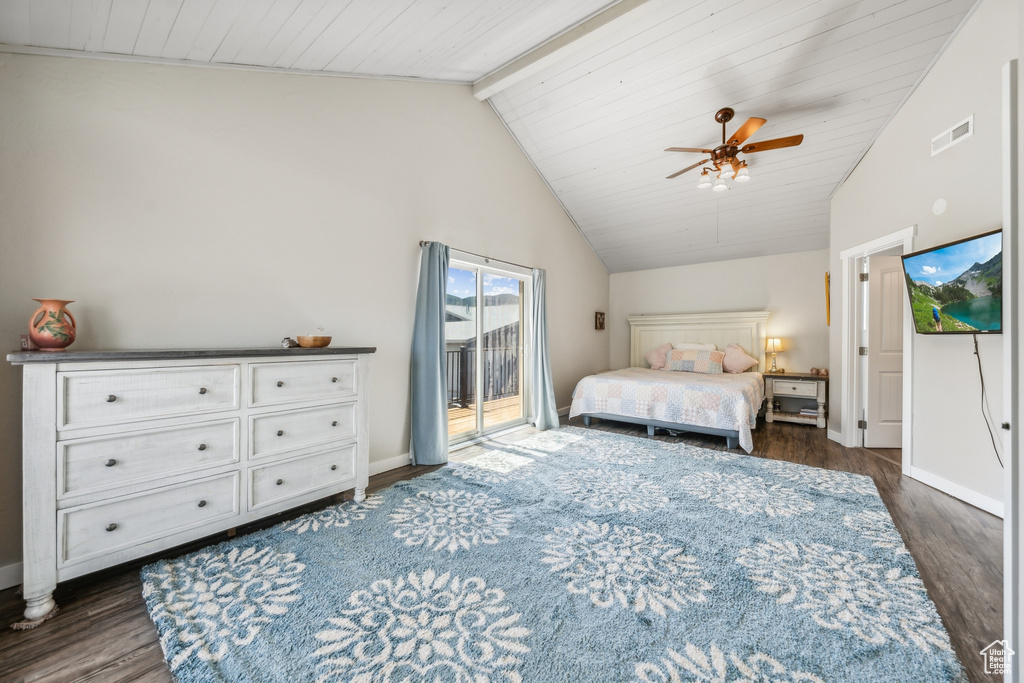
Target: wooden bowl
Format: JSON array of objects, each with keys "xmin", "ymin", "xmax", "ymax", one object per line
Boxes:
[{"xmin": 296, "ymin": 335, "xmax": 331, "ymax": 348}]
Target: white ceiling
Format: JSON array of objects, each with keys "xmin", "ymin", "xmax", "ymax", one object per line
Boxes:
[
  {"xmin": 0, "ymin": 0, "xmax": 614, "ymax": 80},
  {"xmin": 0, "ymin": 0, "xmax": 978, "ymax": 273}
]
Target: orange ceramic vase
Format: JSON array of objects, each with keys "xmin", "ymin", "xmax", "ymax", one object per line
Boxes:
[{"xmin": 29, "ymin": 299, "xmax": 77, "ymax": 351}]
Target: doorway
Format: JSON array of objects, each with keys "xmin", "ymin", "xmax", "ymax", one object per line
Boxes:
[
  {"xmin": 838, "ymin": 226, "xmax": 915, "ymax": 475},
  {"xmin": 859, "ymin": 249, "xmax": 905, "ymax": 461},
  {"xmin": 445, "ymin": 257, "xmax": 530, "ymax": 442}
]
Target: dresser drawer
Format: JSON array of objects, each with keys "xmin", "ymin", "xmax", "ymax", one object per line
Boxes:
[
  {"xmin": 250, "ymin": 403, "xmax": 356, "ymax": 458},
  {"xmin": 249, "ymin": 360, "xmax": 357, "ymax": 407},
  {"xmin": 59, "ymin": 420, "xmax": 239, "ymax": 499},
  {"xmin": 772, "ymin": 379, "xmax": 818, "ymax": 398},
  {"xmin": 249, "ymin": 445, "xmax": 356, "ymax": 510},
  {"xmin": 60, "ymin": 366, "xmax": 239, "ymax": 430},
  {"xmin": 59, "ymin": 473, "xmax": 239, "ymax": 566}
]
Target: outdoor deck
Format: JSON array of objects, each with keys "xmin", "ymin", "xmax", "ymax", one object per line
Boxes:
[{"xmin": 447, "ymin": 395, "xmax": 523, "ymax": 436}]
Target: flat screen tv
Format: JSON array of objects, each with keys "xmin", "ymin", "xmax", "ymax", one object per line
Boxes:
[{"xmin": 901, "ymin": 229, "xmax": 1002, "ymax": 334}]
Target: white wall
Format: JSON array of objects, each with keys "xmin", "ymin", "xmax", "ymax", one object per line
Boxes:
[
  {"xmin": 0, "ymin": 54, "xmax": 610, "ymax": 573},
  {"xmin": 609, "ymin": 250, "xmax": 830, "ymax": 372},
  {"xmin": 829, "ymin": 0, "xmax": 1016, "ymax": 504}
]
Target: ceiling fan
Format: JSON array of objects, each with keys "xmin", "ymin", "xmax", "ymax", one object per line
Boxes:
[{"xmin": 665, "ymin": 107, "xmax": 804, "ymax": 191}]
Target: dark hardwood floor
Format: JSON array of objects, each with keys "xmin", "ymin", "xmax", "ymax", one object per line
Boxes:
[{"xmin": 0, "ymin": 420, "xmax": 1002, "ymax": 682}]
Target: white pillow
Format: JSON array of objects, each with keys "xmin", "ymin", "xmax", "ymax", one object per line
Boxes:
[{"xmin": 672, "ymin": 342, "xmax": 717, "ymax": 351}]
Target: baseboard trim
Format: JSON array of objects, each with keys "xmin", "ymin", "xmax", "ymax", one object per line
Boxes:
[
  {"xmin": 827, "ymin": 429, "xmax": 843, "ymax": 444},
  {"xmin": 909, "ymin": 466, "xmax": 1004, "ymax": 518},
  {"xmin": 369, "ymin": 453, "xmax": 411, "ymax": 477},
  {"xmin": 0, "ymin": 562, "xmax": 22, "ymax": 591},
  {"xmin": 558, "ymin": 406, "xmax": 570, "ymax": 417}
]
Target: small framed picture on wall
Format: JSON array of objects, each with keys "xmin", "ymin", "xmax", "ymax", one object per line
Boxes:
[{"xmin": 595, "ymin": 312, "xmax": 606, "ymax": 330}]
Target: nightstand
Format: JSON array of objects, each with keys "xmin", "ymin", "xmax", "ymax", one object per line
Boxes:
[{"xmin": 765, "ymin": 373, "xmax": 828, "ymax": 428}]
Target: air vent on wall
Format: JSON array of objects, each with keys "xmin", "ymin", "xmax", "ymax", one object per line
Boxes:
[{"xmin": 931, "ymin": 115, "xmax": 973, "ymax": 156}]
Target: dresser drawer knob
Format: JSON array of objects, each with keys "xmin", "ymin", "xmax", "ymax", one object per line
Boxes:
[
  {"xmin": 106, "ymin": 523, "xmax": 118, "ymax": 532},
  {"xmin": 198, "ymin": 500, "xmax": 207, "ymax": 508},
  {"xmin": 198, "ymin": 387, "xmax": 208, "ymax": 395},
  {"xmin": 332, "ymin": 421, "xmax": 338, "ymax": 427},
  {"xmin": 104, "ymin": 459, "xmax": 117, "ymax": 467},
  {"xmin": 277, "ymin": 429, "xmax": 285, "ymax": 436},
  {"xmin": 106, "ymin": 394, "xmax": 117, "ymax": 403},
  {"xmin": 331, "ymin": 377, "xmax": 338, "ymax": 383},
  {"xmin": 277, "ymin": 381, "xmax": 285, "ymax": 387},
  {"xmin": 276, "ymin": 479, "xmax": 284, "ymax": 486},
  {"xmin": 330, "ymin": 464, "xmax": 337, "ymax": 471},
  {"xmin": 197, "ymin": 443, "xmax": 207, "ymax": 451}
]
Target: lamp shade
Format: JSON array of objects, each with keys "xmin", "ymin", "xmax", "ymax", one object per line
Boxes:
[
  {"xmin": 718, "ymin": 160, "xmax": 735, "ymax": 178},
  {"xmin": 766, "ymin": 338, "xmax": 783, "ymax": 353},
  {"xmin": 734, "ymin": 163, "xmax": 750, "ymax": 182},
  {"xmin": 712, "ymin": 176, "xmax": 729, "ymax": 192},
  {"xmin": 696, "ymin": 171, "xmax": 712, "ymax": 189}
]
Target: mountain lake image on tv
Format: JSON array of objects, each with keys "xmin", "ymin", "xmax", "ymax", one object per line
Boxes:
[{"xmin": 901, "ymin": 229, "xmax": 1002, "ymax": 334}]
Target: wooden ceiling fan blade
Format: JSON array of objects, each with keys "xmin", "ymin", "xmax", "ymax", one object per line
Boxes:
[
  {"xmin": 727, "ymin": 117, "xmax": 766, "ymax": 146},
  {"xmin": 666, "ymin": 159, "xmax": 710, "ymax": 179},
  {"xmin": 665, "ymin": 147, "xmax": 714, "ymax": 153},
  {"xmin": 741, "ymin": 134, "xmax": 804, "ymax": 153}
]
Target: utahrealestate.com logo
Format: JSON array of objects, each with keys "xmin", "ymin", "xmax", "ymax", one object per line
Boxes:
[{"xmin": 980, "ymin": 640, "xmax": 1014, "ymax": 675}]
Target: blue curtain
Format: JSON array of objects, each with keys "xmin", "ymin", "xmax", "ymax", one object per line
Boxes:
[
  {"xmin": 531, "ymin": 268, "xmax": 559, "ymax": 430},
  {"xmin": 410, "ymin": 242, "xmax": 450, "ymax": 465}
]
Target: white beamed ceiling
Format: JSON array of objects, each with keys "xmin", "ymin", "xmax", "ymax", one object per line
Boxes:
[
  {"xmin": 0, "ymin": 0, "xmax": 614, "ymax": 81},
  {"xmin": 487, "ymin": 0, "xmax": 977, "ymax": 272},
  {"xmin": 0, "ymin": 0, "xmax": 977, "ymax": 273}
]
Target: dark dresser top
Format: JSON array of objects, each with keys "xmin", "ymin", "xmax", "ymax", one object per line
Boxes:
[{"xmin": 7, "ymin": 347, "xmax": 376, "ymax": 365}]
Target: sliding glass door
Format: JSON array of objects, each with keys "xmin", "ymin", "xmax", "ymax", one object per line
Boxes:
[{"xmin": 445, "ymin": 258, "xmax": 528, "ymax": 441}]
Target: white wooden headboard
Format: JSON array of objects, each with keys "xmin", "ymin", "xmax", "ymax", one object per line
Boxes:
[{"xmin": 628, "ymin": 311, "xmax": 771, "ymax": 372}]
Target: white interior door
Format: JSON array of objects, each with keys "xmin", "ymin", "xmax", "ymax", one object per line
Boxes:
[{"xmin": 865, "ymin": 255, "xmax": 904, "ymax": 447}]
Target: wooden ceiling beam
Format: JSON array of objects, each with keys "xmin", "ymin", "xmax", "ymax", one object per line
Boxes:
[{"xmin": 472, "ymin": 0, "xmax": 665, "ymax": 101}]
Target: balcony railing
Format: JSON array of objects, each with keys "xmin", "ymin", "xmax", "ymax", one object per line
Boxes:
[{"xmin": 446, "ymin": 346, "xmax": 520, "ymax": 408}]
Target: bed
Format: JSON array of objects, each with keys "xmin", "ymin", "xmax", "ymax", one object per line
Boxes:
[{"xmin": 569, "ymin": 311, "xmax": 770, "ymax": 452}]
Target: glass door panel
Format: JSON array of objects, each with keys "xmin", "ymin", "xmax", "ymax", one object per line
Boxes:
[
  {"xmin": 445, "ymin": 267, "xmax": 477, "ymax": 438},
  {"xmin": 482, "ymin": 274, "xmax": 524, "ymax": 430}
]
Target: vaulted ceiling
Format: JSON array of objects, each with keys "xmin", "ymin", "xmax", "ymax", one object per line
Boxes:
[{"xmin": 0, "ymin": 0, "xmax": 978, "ymax": 272}]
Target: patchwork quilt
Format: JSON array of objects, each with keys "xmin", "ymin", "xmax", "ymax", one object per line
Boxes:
[{"xmin": 569, "ymin": 367, "xmax": 764, "ymax": 452}]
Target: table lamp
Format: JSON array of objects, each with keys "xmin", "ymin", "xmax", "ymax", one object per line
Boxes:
[{"xmin": 766, "ymin": 338, "xmax": 784, "ymax": 374}]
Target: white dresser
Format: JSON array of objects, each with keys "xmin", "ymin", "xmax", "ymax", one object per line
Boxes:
[{"xmin": 7, "ymin": 347, "xmax": 374, "ymax": 623}]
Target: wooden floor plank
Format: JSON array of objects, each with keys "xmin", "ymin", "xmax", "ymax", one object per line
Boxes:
[{"xmin": 0, "ymin": 418, "xmax": 1002, "ymax": 682}]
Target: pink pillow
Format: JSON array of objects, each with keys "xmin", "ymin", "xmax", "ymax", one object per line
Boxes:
[
  {"xmin": 723, "ymin": 343, "xmax": 759, "ymax": 373},
  {"xmin": 664, "ymin": 349, "xmax": 725, "ymax": 374},
  {"xmin": 645, "ymin": 342, "xmax": 673, "ymax": 370}
]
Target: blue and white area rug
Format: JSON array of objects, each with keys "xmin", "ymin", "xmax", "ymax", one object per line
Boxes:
[{"xmin": 141, "ymin": 427, "xmax": 965, "ymax": 682}]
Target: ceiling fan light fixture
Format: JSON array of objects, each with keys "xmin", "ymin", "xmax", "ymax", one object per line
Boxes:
[
  {"xmin": 696, "ymin": 170, "xmax": 713, "ymax": 189},
  {"xmin": 734, "ymin": 163, "xmax": 750, "ymax": 182},
  {"xmin": 712, "ymin": 176, "xmax": 729, "ymax": 192},
  {"xmin": 718, "ymin": 160, "xmax": 735, "ymax": 179}
]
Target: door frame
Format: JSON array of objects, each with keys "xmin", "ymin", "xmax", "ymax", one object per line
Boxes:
[
  {"xmin": 1000, "ymin": 58, "xmax": 1019, "ymax": 683},
  {"xmin": 447, "ymin": 251, "xmax": 533, "ymax": 444},
  {"xmin": 838, "ymin": 225, "xmax": 916, "ymax": 475}
]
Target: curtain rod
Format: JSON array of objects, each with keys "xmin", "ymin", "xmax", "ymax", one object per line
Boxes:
[{"xmin": 419, "ymin": 241, "xmax": 533, "ymax": 272}]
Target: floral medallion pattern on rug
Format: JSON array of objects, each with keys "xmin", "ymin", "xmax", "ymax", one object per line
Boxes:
[
  {"xmin": 141, "ymin": 426, "xmax": 964, "ymax": 682},
  {"xmin": 761, "ymin": 460, "xmax": 879, "ymax": 496},
  {"xmin": 143, "ymin": 546, "xmax": 305, "ymax": 671},
  {"xmin": 312, "ymin": 569, "xmax": 530, "ymax": 683},
  {"xmin": 583, "ymin": 442, "xmax": 658, "ymax": 465},
  {"xmin": 450, "ymin": 451, "xmax": 536, "ymax": 485},
  {"xmin": 736, "ymin": 539, "xmax": 953, "ymax": 652},
  {"xmin": 632, "ymin": 643, "xmax": 824, "ymax": 683},
  {"xmin": 542, "ymin": 521, "xmax": 711, "ymax": 615},
  {"xmin": 659, "ymin": 442, "xmax": 742, "ymax": 462},
  {"xmin": 555, "ymin": 469, "xmax": 668, "ymax": 513},
  {"xmin": 390, "ymin": 489, "xmax": 513, "ymax": 552},
  {"xmin": 280, "ymin": 496, "xmax": 385, "ymax": 534},
  {"xmin": 678, "ymin": 472, "xmax": 815, "ymax": 517},
  {"xmin": 843, "ymin": 510, "xmax": 910, "ymax": 556}
]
